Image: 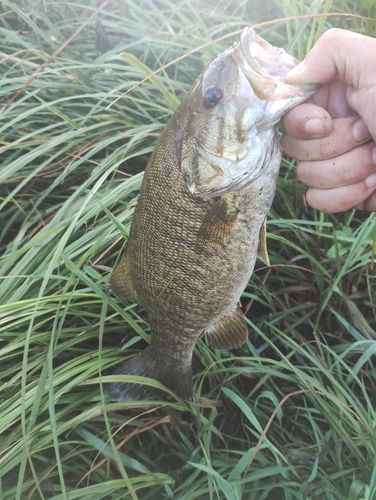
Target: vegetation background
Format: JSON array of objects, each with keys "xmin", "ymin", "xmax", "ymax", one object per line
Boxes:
[{"xmin": 1, "ymin": 0, "xmax": 375, "ymax": 498}]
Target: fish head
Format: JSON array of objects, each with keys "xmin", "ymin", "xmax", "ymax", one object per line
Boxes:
[{"xmin": 179, "ymin": 28, "xmax": 318, "ymax": 197}]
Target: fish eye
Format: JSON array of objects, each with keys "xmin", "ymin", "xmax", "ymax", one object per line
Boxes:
[{"xmin": 202, "ymin": 86, "xmax": 222, "ymax": 108}]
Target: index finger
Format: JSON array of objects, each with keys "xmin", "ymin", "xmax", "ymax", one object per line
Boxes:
[{"xmin": 281, "ymin": 102, "xmax": 332, "ymax": 140}]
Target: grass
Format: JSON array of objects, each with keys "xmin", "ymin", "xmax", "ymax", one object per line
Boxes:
[{"xmin": 0, "ymin": 0, "xmax": 376, "ymax": 498}]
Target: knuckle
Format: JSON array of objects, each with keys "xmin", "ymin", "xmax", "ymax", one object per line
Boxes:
[{"xmin": 319, "ymin": 28, "xmax": 342, "ymax": 45}]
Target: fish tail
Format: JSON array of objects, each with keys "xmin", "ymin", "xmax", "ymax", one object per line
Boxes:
[{"xmin": 106, "ymin": 346, "xmax": 192, "ymax": 401}]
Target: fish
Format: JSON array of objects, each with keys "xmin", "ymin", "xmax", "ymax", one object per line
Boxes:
[{"xmin": 107, "ymin": 28, "xmax": 316, "ymax": 401}]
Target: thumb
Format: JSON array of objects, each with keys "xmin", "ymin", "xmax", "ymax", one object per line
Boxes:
[
  {"xmin": 285, "ymin": 29, "xmax": 374, "ymax": 87},
  {"xmin": 285, "ymin": 28, "xmax": 376, "ymax": 139}
]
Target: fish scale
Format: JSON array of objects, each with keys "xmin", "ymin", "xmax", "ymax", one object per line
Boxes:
[{"xmin": 107, "ymin": 28, "xmax": 317, "ymax": 401}]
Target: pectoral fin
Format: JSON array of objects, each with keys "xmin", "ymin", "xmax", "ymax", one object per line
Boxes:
[
  {"xmin": 205, "ymin": 303, "xmax": 248, "ymax": 350},
  {"xmin": 108, "ymin": 249, "xmax": 138, "ymax": 302},
  {"xmin": 257, "ymin": 217, "xmax": 270, "ymax": 266},
  {"xmin": 195, "ymin": 198, "xmax": 237, "ymax": 251}
]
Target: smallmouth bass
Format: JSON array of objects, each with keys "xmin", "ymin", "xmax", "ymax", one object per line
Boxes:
[{"xmin": 107, "ymin": 29, "xmax": 316, "ymax": 400}]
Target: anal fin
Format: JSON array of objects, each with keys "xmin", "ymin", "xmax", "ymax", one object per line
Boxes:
[
  {"xmin": 108, "ymin": 249, "xmax": 138, "ymax": 302},
  {"xmin": 257, "ymin": 217, "xmax": 270, "ymax": 266},
  {"xmin": 205, "ymin": 303, "xmax": 248, "ymax": 350}
]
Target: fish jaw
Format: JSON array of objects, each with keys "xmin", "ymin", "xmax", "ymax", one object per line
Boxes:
[
  {"xmin": 180, "ymin": 28, "xmax": 318, "ymax": 198},
  {"xmin": 185, "ymin": 129, "xmax": 276, "ymax": 198}
]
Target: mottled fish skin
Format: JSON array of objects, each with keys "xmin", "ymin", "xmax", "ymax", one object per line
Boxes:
[{"xmin": 107, "ymin": 29, "xmax": 317, "ymax": 401}]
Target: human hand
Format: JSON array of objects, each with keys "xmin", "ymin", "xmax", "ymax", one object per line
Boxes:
[{"xmin": 281, "ymin": 28, "xmax": 376, "ymax": 213}]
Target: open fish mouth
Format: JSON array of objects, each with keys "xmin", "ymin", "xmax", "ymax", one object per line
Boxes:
[
  {"xmin": 239, "ymin": 28, "xmax": 279, "ymax": 100},
  {"xmin": 239, "ymin": 28, "xmax": 318, "ymax": 99}
]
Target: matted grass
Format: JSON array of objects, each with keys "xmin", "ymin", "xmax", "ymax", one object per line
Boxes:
[{"xmin": 1, "ymin": 1, "xmax": 375, "ymax": 499}]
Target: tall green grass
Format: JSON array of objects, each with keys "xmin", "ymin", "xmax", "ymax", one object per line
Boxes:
[{"xmin": 1, "ymin": 0, "xmax": 375, "ymax": 498}]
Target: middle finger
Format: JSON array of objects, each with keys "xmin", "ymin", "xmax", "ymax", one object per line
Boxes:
[
  {"xmin": 297, "ymin": 141, "xmax": 376, "ymax": 188},
  {"xmin": 281, "ymin": 115, "xmax": 371, "ymax": 161}
]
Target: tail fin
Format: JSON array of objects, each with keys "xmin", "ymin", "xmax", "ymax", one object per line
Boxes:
[{"xmin": 106, "ymin": 346, "xmax": 192, "ymax": 401}]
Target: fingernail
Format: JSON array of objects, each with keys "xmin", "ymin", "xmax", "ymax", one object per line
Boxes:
[
  {"xmin": 285, "ymin": 60, "xmax": 305, "ymax": 81},
  {"xmin": 372, "ymin": 146, "xmax": 376, "ymax": 165},
  {"xmin": 352, "ymin": 119, "xmax": 370, "ymax": 142},
  {"xmin": 304, "ymin": 117, "xmax": 326, "ymax": 137},
  {"xmin": 365, "ymin": 172, "xmax": 376, "ymax": 188}
]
